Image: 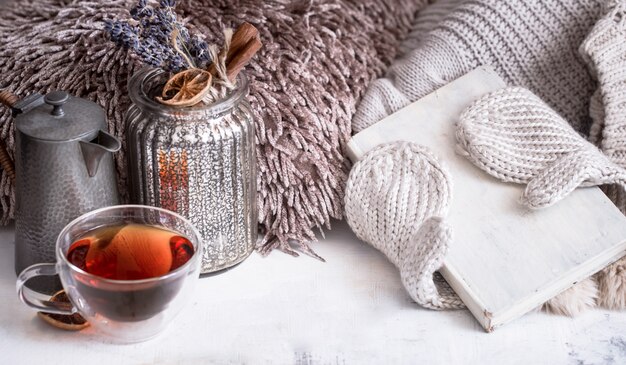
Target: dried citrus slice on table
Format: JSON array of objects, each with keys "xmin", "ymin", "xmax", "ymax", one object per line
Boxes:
[
  {"xmin": 37, "ymin": 290, "xmax": 89, "ymax": 331},
  {"xmin": 157, "ymin": 68, "xmax": 212, "ymax": 107}
]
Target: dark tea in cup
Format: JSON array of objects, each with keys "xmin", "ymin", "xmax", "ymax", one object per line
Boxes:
[
  {"xmin": 66, "ymin": 224, "xmax": 195, "ymax": 322},
  {"xmin": 17, "ymin": 205, "xmax": 203, "ymax": 342},
  {"xmin": 67, "ymin": 224, "xmax": 194, "ymax": 280}
]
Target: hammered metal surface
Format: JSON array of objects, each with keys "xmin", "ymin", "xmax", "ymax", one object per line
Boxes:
[
  {"xmin": 126, "ymin": 70, "xmax": 258, "ymax": 274},
  {"xmin": 14, "ymin": 108, "xmax": 119, "ymax": 293},
  {"xmin": 16, "ymin": 94, "xmax": 107, "ymax": 141}
]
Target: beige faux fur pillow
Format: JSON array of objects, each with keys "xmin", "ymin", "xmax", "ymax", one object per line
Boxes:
[{"xmin": 0, "ymin": 0, "xmax": 428, "ymax": 255}]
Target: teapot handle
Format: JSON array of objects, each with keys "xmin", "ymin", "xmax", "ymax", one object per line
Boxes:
[{"xmin": 0, "ymin": 90, "xmax": 17, "ymax": 181}]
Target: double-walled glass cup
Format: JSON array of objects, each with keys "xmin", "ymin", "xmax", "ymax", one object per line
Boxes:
[{"xmin": 16, "ymin": 205, "xmax": 203, "ymax": 343}]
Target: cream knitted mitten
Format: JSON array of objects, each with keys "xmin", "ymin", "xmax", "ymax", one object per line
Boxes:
[
  {"xmin": 344, "ymin": 142, "xmax": 464, "ymax": 310},
  {"xmin": 456, "ymin": 87, "xmax": 626, "ymax": 209},
  {"xmin": 457, "ymin": 86, "xmax": 626, "ymax": 314}
]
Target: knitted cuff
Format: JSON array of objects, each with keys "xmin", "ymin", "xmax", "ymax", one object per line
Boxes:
[
  {"xmin": 456, "ymin": 87, "xmax": 626, "ymax": 209},
  {"xmin": 579, "ymin": 1, "xmax": 626, "ymax": 154},
  {"xmin": 402, "ymin": 216, "xmax": 465, "ymax": 309},
  {"xmin": 352, "ymin": 37, "xmax": 465, "ymax": 134},
  {"xmin": 344, "ymin": 141, "xmax": 464, "ymax": 310},
  {"xmin": 579, "ymin": 1, "xmax": 626, "ymax": 212}
]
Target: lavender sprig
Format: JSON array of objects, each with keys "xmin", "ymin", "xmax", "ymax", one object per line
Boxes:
[{"xmin": 106, "ymin": 0, "xmax": 212, "ymax": 72}]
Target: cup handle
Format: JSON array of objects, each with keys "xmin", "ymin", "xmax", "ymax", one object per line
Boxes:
[{"xmin": 16, "ymin": 263, "xmax": 76, "ymax": 315}]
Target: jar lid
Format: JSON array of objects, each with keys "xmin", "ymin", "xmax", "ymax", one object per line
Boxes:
[{"xmin": 15, "ymin": 91, "xmax": 106, "ymax": 142}]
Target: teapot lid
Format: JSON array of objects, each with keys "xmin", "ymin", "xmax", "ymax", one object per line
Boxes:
[{"xmin": 15, "ymin": 91, "xmax": 106, "ymax": 142}]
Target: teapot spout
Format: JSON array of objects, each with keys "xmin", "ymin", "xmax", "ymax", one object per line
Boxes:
[{"xmin": 79, "ymin": 130, "xmax": 121, "ymax": 177}]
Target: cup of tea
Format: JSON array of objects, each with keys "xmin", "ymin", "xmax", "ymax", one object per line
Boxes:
[{"xmin": 16, "ymin": 205, "xmax": 203, "ymax": 343}]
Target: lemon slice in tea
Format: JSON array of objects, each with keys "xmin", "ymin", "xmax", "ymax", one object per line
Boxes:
[
  {"xmin": 157, "ymin": 68, "xmax": 212, "ymax": 107},
  {"xmin": 37, "ymin": 290, "xmax": 89, "ymax": 331}
]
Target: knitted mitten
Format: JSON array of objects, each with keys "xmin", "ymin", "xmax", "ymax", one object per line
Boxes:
[
  {"xmin": 344, "ymin": 141, "xmax": 464, "ymax": 310},
  {"xmin": 456, "ymin": 86, "xmax": 626, "ymax": 209}
]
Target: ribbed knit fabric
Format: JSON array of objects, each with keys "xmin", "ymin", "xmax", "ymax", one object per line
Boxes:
[
  {"xmin": 353, "ymin": 0, "xmax": 604, "ymax": 135},
  {"xmin": 344, "ymin": 142, "xmax": 464, "ymax": 310},
  {"xmin": 350, "ymin": 0, "xmax": 626, "ymax": 314},
  {"xmin": 579, "ymin": 1, "xmax": 626, "ymax": 213},
  {"xmin": 457, "ymin": 86, "xmax": 626, "ymax": 209}
]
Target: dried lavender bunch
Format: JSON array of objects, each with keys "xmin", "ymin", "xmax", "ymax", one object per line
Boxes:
[{"xmin": 105, "ymin": 0, "xmax": 211, "ymax": 73}]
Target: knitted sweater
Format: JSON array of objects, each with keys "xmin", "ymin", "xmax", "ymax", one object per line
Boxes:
[{"xmin": 353, "ymin": 0, "xmax": 604, "ymax": 135}]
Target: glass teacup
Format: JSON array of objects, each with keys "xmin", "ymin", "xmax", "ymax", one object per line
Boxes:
[{"xmin": 16, "ymin": 205, "xmax": 203, "ymax": 343}]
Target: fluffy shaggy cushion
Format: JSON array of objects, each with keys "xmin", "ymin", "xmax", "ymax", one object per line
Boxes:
[{"xmin": 0, "ymin": 0, "xmax": 427, "ymax": 254}]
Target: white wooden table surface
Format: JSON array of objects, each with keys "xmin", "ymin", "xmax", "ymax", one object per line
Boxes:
[{"xmin": 1, "ymin": 220, "xmax": 625, "ymax": 365}]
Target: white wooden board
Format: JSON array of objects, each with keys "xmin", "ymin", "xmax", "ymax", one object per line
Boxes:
[{"xmin": 347, "ymin": 66, "xmax": 626, "ymax": 331}]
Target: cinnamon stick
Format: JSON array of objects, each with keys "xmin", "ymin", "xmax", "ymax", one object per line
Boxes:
[
  {"xmin": 226, "ymin": 35, "xmax": 262, "ymax": 82},
  {"xmin": 210, "ymin": 22, "xmax": 262, "ymax": 82},
  {"xmin": 227, "ymin": 22, "xmax": 259, "ymax": 60}
]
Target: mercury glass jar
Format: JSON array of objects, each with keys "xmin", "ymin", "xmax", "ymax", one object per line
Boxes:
[{"xmin": 125, "ymin": 67, "xmax": 257, "ymax": 273}]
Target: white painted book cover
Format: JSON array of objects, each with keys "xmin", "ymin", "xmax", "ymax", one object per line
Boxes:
[{"xmin": 347, "ymin": 66, "xmax": 626, "ymax": 331}]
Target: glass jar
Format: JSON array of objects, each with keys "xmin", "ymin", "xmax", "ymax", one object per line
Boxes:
[{"xmin": 125, "ymin": 68, "xmax": 257, "ymax": 273}]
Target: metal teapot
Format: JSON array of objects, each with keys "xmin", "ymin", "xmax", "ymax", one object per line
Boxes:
[{"xmin": 11, "ymin": 91, "xmax": 120, "ymax": 292}]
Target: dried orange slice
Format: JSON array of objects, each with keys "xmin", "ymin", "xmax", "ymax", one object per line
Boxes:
[
  {"xmin": 157, "ymin": 68, "xmax": 212, "ymax": 107},
  {"xmin": 37, "ymin": 290, "xmax": 89, "ymax": 331}
]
